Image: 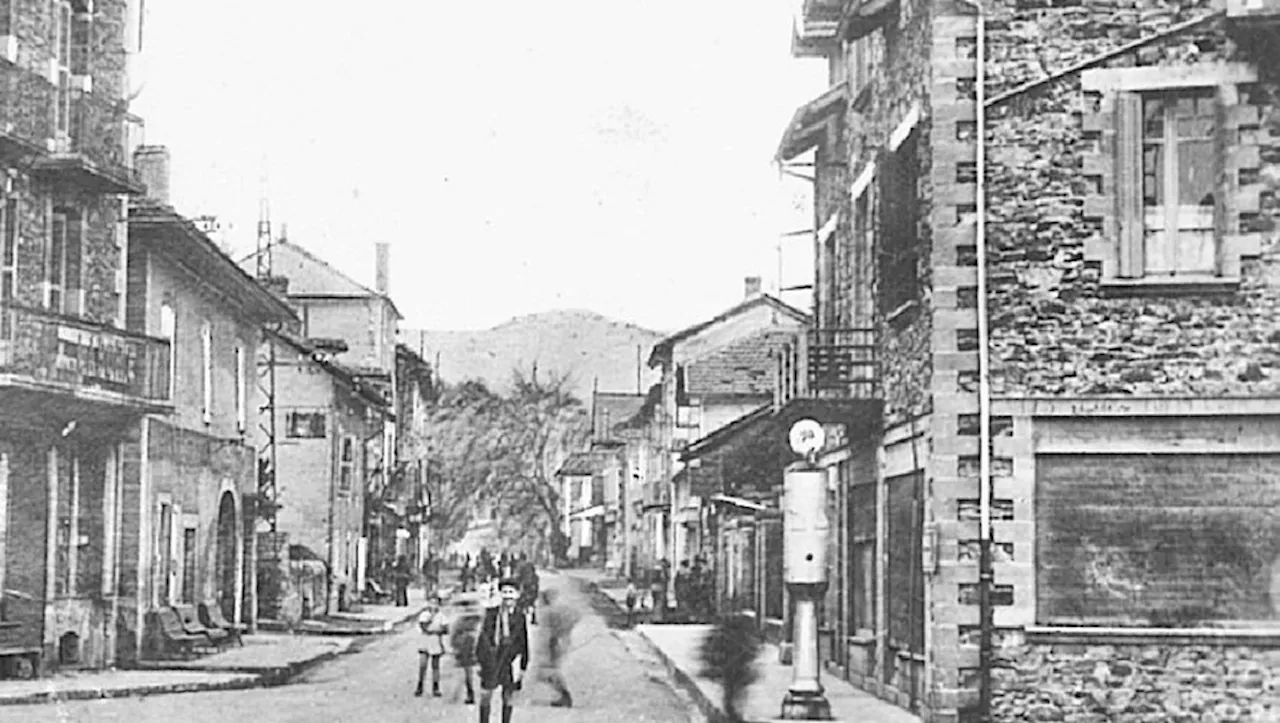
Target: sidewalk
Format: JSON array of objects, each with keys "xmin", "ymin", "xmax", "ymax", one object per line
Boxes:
[
  {"xmin": 0, "ymin": 588, "xmax": 430, "ymax": 706},
  {"xmin": 565, "ymin": 569, "xmax": 922, "ymax": 723},
  {"xmin": 295, "ymin": 587, "xmax": 431, "ymax": 635}
]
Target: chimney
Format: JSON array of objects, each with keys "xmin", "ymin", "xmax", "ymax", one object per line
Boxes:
[
  {"xmin": 375, "ymin": 243, "xmax": 390, "ymax": 295},
  {"xmin": 744, "ymin": 276, "xmax": 763, "ymax": 299},
  {"xmin": 133, "ymin": 145, "xmax": 170, "ymax": 205}
]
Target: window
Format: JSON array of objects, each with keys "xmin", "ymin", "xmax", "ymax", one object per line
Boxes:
[
  {"xmin": 159, "ymin": 303, "xmax": 176, "ymax": 399},
  {"xmin": 234, "ymin": 344, "xmax": 246, "ymax": 433},
  {"xmin": 45, "ymin": 209, "xmax": 81, "ymax": 315},
  {"xmin": 1, "ymin": 198, "xmax": 16, "ymax": 337},
  {"xmin": 286, "ymin": 411, "xmax": 326, "ymax": 438},
  {"xmin": 878, "ymin": 128, "xmax": 921, "ymax": 316},
  {"xmin": 848, "ymin": 482, "xmax": 876, "ymax": 635},
  {"xmin": 339, "ymin": 436, "xmax": 355, "ymax": 493},
  {"xmin": 201, "ymin": 323, "xmax": 212, "ymax": 424},
  {"xmin": 54, "ymin": 1, "xmax": 71, "ymax": 136},
  {"xmin": 156, "ymin": 501, "xmax": 173, "ymax": 606},
  {"xmin": 1083, "ymin": 63, "xmax": 1262, "ymax": 286},
  {"xmin": 1140, "ymin": 89, "xmax": 1217, "ymax": 276},
  {"xmin": 181, "ymin": 526, "xmax": 196, "ymax": 604}
]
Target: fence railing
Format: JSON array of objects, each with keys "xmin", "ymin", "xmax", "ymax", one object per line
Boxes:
[
  {"xmin": 0, "ymin": 303, "xmax": 171, "ymax": 402},
  {"xmin": 775, "ymin": 327, "xmax": 879, "ymax": 409},
  {"xmin": 63, "ymin": 88, "xmax": 142, "ymax": 188}
]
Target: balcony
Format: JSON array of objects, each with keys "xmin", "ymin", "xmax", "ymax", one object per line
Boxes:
[
  {"xmin": 33, "ymin": 90, "xmax": 145, "ymax": 195},
  {"xmin": 775, "ymin": 328, "xmax": 881, "ymax": 428},
  {"xmin": 0, "ymin": 61, "xmax": 54, "ymax": 163},
  {"xmin": 0, "ymin": 303, "xmax": 171, "ymax": 429}
]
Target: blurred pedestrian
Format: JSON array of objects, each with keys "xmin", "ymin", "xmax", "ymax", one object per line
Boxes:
[
  {"xmin": 415, "ymin": 596, "xmax": 448, "ymax": 697},
  {"xmin": 699, "ymin": 613, "xmax": 763, "ymax": 722},
  {"xmin": 450, "ymin": 605, "xmax": 482, "ymax": 705},
  {"xmin": 517, "ymin": 559, "xmax": 540, "ymax": 625},
  {"xmin": 535, "ymin": 587, "xmax": 581, "ymax": 708},
  {"xmin": 475, "ymin": 578, "xmax": 529, "ymax": 723},
  {"xmin": 651, "ymin": 563, "xmax": 669, "ymax": 622}
]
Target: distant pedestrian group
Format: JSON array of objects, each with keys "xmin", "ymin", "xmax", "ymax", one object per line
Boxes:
[{"xmin": 416, "ymin": 551, "xmax": 578, "ymax": 723}]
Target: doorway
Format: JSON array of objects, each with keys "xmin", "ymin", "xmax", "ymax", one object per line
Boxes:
[{"xmin": 215, "ymin": 492, "xmax": 237, "ymax": 620}]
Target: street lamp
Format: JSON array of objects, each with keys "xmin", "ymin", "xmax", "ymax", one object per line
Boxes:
[{"xmin": 781, "ymin": 419, "xmax": 832, "ymax": 720}]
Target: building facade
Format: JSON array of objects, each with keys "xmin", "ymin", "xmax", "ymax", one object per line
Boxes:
[
  {"xmin": 643, "ymin": 283, "xmax": 808, "ymax": 604},
  {"xmin": 120, "ymin": 147, "xmax": 296, "ymax": 661},
  {"xmin": 238, "ymin": 239, "xmax": 401, "ymax": 583},
  {"xmin": 779, "ymin": 0, "xmax": 1280, "ymax": 720},
  {"xmin": 0, "ymin": 0, "xmax": 158, "ymax": 675}
]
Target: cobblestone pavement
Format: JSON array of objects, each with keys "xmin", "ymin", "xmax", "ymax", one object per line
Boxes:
[{"xmin": 9, "ymin": 575, "xmax": 700, "ymax": 723}]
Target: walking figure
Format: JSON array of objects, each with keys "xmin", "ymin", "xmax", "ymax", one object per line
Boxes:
[
  {"xmin": 536, "ymin": 587, "xmax": 580, "ymax": 708},
  {"xmin": 450, "ymin": 605, "xmax": 482, "ymax": 705},
  {"xmin": 475, "ymin": 578, "xmax": 529, "ymax": 723},
  {"xmin": 624, "ymin": 578, "xmax": 639, "ymax": 627},
  {"xmin": 393, "ymin": 555, "xmax": 411, "ymax": 607},
  {"xmin": 415, "ymin": 595, "xmax": 448, "ymax": 697},
  {"xmin": 517, "ymin": 558, "xmax": 539, "ymax": 625}
]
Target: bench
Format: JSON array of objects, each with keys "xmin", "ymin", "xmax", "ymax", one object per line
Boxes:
[
  {"xmin": 174, "ymin": 605, "xmax": 229, "ymax": 649},
  {"xmin": 363, "ymin": 579, "xmax": 393, "ymax": 604},
  {"xmin": 150, "ymin": 609, "xmax": 203, "ymax": 659},
  {"xmin": 198, "ymin": 602, "xmax": 246, "ymax": 647}
]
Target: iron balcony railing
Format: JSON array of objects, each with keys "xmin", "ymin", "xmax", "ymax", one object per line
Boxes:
[
  {"xmin": 0, "ymin": 59, "xmax": 142, "ymax": 191},
  {"xmin": 61, "ymin": 88, "xmax": 143, "ymax": 189},
  {"xmin": 775, "ymin": 327, "xmax": 879, "ymax": 409},
  {"xmin": 0, "ymin": 303, "xmax": 172, "ymax": 402}
]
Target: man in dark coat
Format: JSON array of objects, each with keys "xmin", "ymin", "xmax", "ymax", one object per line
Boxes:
[{"xmin": 474, "ymin": 578, "xmax": 529, "ymax": 723}]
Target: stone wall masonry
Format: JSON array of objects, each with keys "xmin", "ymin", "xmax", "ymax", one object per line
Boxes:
[
  {"xmin": 992, "ymin": 635, "xmax": 1280, "ymax": 722},
  {"xmin": 983, "ymin": 2, "xmax": 1280, "ymax": 397},
  {"xmin": 840, "ymin": 0, "xmax": 936, "ymax": 425}
]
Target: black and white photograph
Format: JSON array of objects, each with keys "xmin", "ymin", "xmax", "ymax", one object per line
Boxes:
[{"xmin": 0, "ymin": 0, "xmax": 1277, "ymax": 722}]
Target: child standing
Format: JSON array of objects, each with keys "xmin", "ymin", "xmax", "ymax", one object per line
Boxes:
[{"xmin": 415, "ymin": 597, "xmax": 449, "ymax": 697}]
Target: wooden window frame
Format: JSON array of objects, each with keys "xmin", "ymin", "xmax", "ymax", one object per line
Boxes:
[
  {"xmin": 159, "ymin": 302, "xmax": 176, "ymax": 400},
  {"xmin": 1, "ymin": 198, "xmax": 16, "ymax": 338},
  {"xmin": 338, "ymin": 435, "xmax": 356, "ymax": 493},
  {"xmin": 200, "ymin": 322, "xmax": 213, "ymax": 424},
  {"xmin": 285, "ymin": 411, "xmax": 326, "ymax": 439},
  {"xmin": 1083, "ymin": 63, "xmax": 1262, "ymax": 295}
]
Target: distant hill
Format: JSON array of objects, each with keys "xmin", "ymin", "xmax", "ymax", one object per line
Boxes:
[{"xmin": 403, "ymin": 309, "xmax": 666, "ymax": 403}]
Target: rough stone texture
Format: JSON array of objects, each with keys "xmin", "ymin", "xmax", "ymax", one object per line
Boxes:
[
  {"xmin": 992, "ymin": 640, "xmax": 1280, "ymax": 723},
  {"xmin": 838, "ymin": 2, "xmax": 936, "ymax": 424},
  {"xmin": 983, "ymin": 2, "xmax": 1280, "ymax": 397}
]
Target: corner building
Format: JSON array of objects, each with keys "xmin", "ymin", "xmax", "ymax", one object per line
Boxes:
[
  {"xmin": 781, "ymin": 0, "xmax": 1280, "ymax": 720},
  {"xmin": 0, "ymin": 0, "xmax": 152, "ymax": 675}
]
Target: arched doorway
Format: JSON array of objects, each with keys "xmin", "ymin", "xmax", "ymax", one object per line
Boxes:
[{"xmin": 215, "ymin": 492, "xmax": 238, "ymax": 621}]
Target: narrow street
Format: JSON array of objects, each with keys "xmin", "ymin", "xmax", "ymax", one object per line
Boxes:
[{"xmin": 9, "ymin": 577, "xmax": 697, "ymax": 723}]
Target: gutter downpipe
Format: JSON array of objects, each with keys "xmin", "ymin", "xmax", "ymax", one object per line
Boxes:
[{"xmin": 957, "ymin": 0, "xmax": 994, "ymax": 719}]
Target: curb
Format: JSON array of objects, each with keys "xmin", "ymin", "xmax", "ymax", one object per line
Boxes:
[
  {"xmin": 0, "ymin": 674, "xmax": 263, "ymax": 707},
  {"xmin": 633, "ymin": 626, "xmax": 733, "ymax": 723}
]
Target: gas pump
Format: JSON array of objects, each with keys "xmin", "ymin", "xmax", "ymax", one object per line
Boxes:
[{"xmin": 781, "ymin": 419, "xmax": 833, "ymax": 720}]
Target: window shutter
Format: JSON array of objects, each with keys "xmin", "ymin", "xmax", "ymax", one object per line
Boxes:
[
  {"xmin": 1213, "ymin": 87, "xmax": 1230, "ymax": 277},
  {"xmin": 1114, "ymin": 92, "xmax": 1144, "ymax": 278}
]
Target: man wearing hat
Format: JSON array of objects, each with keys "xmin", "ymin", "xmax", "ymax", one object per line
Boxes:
[{"xmin": 474, "ymin": 577, "xmax": 529, "ymax": 723}]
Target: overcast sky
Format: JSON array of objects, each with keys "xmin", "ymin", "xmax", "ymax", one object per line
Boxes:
[{"xmin": 131, "ymin": 1, "xmax": 826, "ymax": 332}]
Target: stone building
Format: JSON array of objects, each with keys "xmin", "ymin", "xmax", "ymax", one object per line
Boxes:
[
  {"xmin": 120, "ymin": 147, "xmax": 296, "ymax": 661},
  {"xmin": 0, "ymin": 0, "xmax": 156, "ymax": 675},
  {"xmin": 778, "ymin": 0, "xmax": 1280, "ymax": 720}
]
